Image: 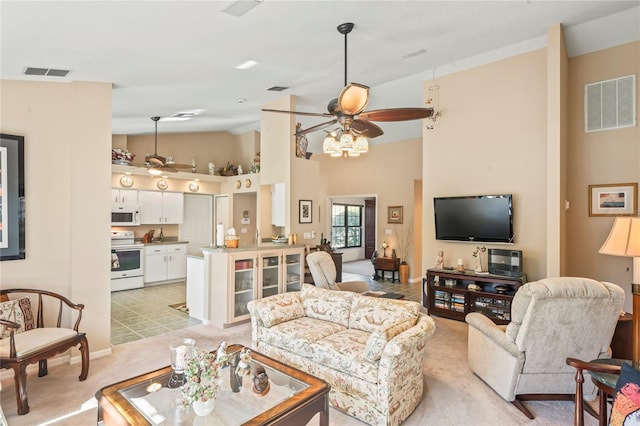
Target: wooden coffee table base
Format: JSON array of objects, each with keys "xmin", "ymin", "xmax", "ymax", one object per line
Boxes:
[{"xmin": 96, "ymin": 344, "xmax": 330, "ymax": 426}]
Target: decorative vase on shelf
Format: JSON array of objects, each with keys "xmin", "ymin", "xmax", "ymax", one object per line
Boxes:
[{"xmin": 192, "ymin": 398, "xmax": 215, "ymax": 416}]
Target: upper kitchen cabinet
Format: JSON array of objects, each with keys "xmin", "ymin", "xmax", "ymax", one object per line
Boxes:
[
  {"xmin": 138, "ymin": 190, "xmax": 184, "ymax": 224},
  {"xmin": 111, "ymin": 189, "xmax": 138, "ymax": 208}
]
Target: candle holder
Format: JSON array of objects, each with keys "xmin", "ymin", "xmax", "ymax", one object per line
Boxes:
[{"xmin": 168, "ymin": 338, "xmax": 195, "ymax": 388}]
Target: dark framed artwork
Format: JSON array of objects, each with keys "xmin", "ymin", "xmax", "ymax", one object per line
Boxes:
[
  {"xmin": 588, "ymin": 183, "xmax": 638, "ymax": 217},
  {"xmin": 0, "ymin": 133, "xmax": 25, "ymax": 260},
  {"xmin": 387, "ymin": 205, "xmax": 403, "ymax": 224},
  {"xmin": 299, "ymin": 200, "xmax": 312, "ymax": 224}
]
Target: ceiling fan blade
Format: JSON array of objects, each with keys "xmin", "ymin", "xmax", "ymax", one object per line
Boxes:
[
  {"xmin": 168, "ymin": 163, "xmax": 192, "ymax": 171},
  {"xmin": 146, "ymin": 155, "xmax": 166, "ymax": 166},
  {"xmin": 295, "ymin": 119, "xmax": 338, "ymax": 136},
  {"xmin": 338, "ymin": 83, "xmax": 370, "ymax": 115},
  {"xmin": 357, "ymin": 107, "xmax": 434, "ymax": 122},
  {"xmin": 262, "ymin": 108, "xmax": 333, "ymax": 118},
  {"xmin": 351, "ymin": 120, "xmax": 384, "ymax": 138}
]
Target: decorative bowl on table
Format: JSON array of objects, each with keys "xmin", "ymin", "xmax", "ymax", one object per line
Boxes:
[{"xmin": 271, "ymin": 237, "xmax": 288, "ymax": 244}]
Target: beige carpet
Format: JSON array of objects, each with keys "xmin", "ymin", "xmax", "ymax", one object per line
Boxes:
[{"xmin": 1, "ymin": 316, "xmax": 597, "ymax": 425}]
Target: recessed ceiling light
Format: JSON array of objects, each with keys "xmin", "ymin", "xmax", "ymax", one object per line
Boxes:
[
  {"xmin": 267, "ymin": 86, "xmax": 289, "ymax": 92},
  {"xmin": 401, "ymin": 49, "xmax": 427, "ymax": 59},
  {"xmin": 236, "ymin": 60, "xmax": 258, "ymax": 70},
  {"xmin": 160, "ymin": 109, "xmax": 205, "ymax": 121},
  {"xmin": 237, "ymin": 98, "xmax": 247, "ymax": 103},
  {"xmin": 220, "ymin": 0, "xmax": 263, "ymax": 17}
]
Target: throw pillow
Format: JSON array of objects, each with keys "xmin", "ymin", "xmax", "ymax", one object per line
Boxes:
[
  {"xmin": 0, "ymin": 297, "xmax": 35, "ymax": 338},
  {"xmin": 257, "ymin": 294, "xmax": 305, "ymax": 328},
  {"xmin": 609, "ymin": 362, "xmax": 640, "ymax": 426}
]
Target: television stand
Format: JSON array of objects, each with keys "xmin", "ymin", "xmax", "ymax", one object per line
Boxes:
[{"xmin": 422, "ymin": 268, "xmax": 526, "ymax": 325}]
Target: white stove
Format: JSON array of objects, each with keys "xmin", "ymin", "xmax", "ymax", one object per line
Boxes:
[{"xmin": 111, "ymin": 231, "xmax": 144, "ymax": 291}]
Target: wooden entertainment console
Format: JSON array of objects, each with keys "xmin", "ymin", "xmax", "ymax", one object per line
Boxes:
[{"xmin": 423, "ymin": 268, "xmax": 526, "ymax": 325}]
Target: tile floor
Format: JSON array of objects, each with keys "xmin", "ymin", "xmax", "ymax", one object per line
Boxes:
[
  {"xmin": 111, "ymin": 281, "xmax": 200, "ymax": 345},
  {"xmin": 111, "ymin": 266, "xmax": 423, "ymax": 345}
]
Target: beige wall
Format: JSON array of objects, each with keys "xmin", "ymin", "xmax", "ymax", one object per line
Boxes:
[
  {"xmin": 318, "ymin": 138, "xmax": 423, "ymax": 280},
  {"xmin": 423, "ymin": 49, "xmax": 548, "ymax": 281},
  {"xmin": 1, "ymin": 79, "xmax": 113, "ymax": 355},
  {"xmin": 567, "ymin": 41, "xmax": 640, "ymax": 313},
  {"xmin": 124, "ymin": 130, "xmax": 257, "ymax": 175}
]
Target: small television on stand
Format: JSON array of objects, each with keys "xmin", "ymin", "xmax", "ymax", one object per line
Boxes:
[{"xmin": 433, "ymin": 194, "xmax": 514, "ymax": 243}]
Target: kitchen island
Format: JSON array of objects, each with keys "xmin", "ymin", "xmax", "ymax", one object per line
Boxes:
[{"xmin": 187, "ymin": 244, "xmax": 306, "ymax": 328}]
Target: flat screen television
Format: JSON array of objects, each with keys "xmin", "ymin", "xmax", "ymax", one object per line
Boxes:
[{"xmin": 433, "ymin": 194, "xmax": 514, "ymax": 243}]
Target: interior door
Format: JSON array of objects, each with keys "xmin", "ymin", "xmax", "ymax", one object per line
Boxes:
[{"xmin": 365, "ymin": 198, "xmax": 376, "ymax": 259}]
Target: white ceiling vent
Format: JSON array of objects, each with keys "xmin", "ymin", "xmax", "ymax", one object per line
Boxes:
[
  {"xmin": 24, "ymin": 67, "xmax": 70, "ymax": 77},
  {"xmin": 220, "ymin": 0, "xmax": 263, "ymax": 17},
  {"xmin": 585, "ymin": 74, "xmax": 636, "ymax": 132}
]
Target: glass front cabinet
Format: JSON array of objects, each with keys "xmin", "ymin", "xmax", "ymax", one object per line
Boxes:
[{"xmin": 206, "ymin": 246, "xmax": 305, "ymax": 328}]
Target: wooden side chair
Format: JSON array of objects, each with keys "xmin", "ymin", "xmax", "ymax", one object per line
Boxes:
[{"xmin": 0, "ymin": 288, "xmax": 89, "ymax": 415}]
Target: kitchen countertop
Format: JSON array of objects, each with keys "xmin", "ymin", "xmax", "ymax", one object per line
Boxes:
[
  {"xmin": 137, "ymin": 240, "xmax": 189, "ymax": 245},
  {"xmin": 201, "ymin": 243, "xmax": 306, "ymax": 254}
]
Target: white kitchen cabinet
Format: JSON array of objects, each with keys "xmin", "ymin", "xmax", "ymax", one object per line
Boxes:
[
  {"xmin": 271, "ymin": 182, "xmax": 285, "ymax": 227},
  {"xmin": 144, "ymin": 244, "xmax": 187, "ymax": 283},
  {"xmin": 111, "ymin": 188, "xmax": 138, "ymax": 208},
  {"xmin": 203, "ymin": 245, "xmax": 305, "ymax": 328},
  {"xmin": 139, "ymin": 190, "xmax": 184, "ymax": 224}
]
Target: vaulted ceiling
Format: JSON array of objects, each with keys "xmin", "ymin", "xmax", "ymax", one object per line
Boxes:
[{"xmin": 2, "ymin": 1, "xmax": 638, "ymax": 151}]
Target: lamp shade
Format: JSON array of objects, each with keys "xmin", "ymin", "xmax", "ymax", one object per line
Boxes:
[{"xmin": 599, "ymin": 217, "xmax": 640, "ymax": 257}]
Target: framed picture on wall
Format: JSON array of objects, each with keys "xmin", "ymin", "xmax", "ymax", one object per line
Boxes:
[
  {"xmin": 299, "ymin": 200, "xmax": 312, "ymax": 223},
  {"xmin": 588, "ymin": 183, "xmax": 638, "ymax": 217},
  {"xmin": 0, "ymin": 133, "xmax": 26, "ymax": 261},
  {"xmin": 387, "ymin": 205, "xmax": 403, "ymax": 224}
]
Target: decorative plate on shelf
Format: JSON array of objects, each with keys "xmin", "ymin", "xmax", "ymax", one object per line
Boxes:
[
  {"xmin": 157, "ymin": 179, "xmax": 168, "ymax": 190},
  {"xmin": 235, "ymin": 180, "xmax": 241, "ymax": 189},
  {"xmin": 188, "ymin": 182, "xmax": 199, "ymax": 192},
  {"xmin": 119, "ymin": 175, "xmax": 133, "ymax": 187},
  {"xmin": 495, "ymin": 285, "xmax": 509, "ymax": 294},
  {"xmin": 245, "ymin": 179, "xmax": 251, "ymax": 188}
]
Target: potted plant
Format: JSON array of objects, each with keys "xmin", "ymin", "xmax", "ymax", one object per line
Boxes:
[{"xmin": 181, "ymin": 348, "xmax": 222, "ymax": 416}]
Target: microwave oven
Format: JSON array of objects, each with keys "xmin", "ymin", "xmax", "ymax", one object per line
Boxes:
[{"xmin": 111, "ymin": 208, "xmax": 140, "ymax": 226}]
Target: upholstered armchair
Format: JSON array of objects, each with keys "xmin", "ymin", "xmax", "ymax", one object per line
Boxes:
[
  {"xmin": 306, "ymin": 251, "xmax": 370, "ymax": 293},
  {"xmin": 466, "ymin": 277, "xmax": 625, "ymax": 419}
]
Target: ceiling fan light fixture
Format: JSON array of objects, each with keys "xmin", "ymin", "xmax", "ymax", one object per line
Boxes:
[
  {"xmin": 338, "ymin": 83, "xmax": 370, "ymax": 115},
  {"xmin": 353, "ymin": 135, "xmax": 369, "ymax": 154},
  {"xmin": 148, "ymin": 168, "xmax": 163, "ymax": 176}
]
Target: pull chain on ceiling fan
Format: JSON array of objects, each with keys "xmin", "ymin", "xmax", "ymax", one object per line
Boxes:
[{"xmin": 261, "ymin": 22, "xmax": 434, "ymax": 158}]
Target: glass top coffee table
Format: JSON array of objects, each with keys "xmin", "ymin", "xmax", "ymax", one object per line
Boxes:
[{"xmin": 96, "ymin": 344, "xmax": 329, "ymax": 425}]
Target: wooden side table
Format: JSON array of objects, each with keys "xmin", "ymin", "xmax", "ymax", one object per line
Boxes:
[
  {"xmin": 375, "ymin": 257, "xmax": 400, "ymax": 282},
  {"xmin": 611, "ymin": 312, "xmax": 633, "ymax": 360}
]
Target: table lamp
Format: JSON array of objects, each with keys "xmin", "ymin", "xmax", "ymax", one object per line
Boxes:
[
  {"xmin": 598, "ymin": 217, "xmax": 640, "ymax": 367},
  {"xmin": 382, "ymin": 241, "xmax": 388, "ymax": 257}
]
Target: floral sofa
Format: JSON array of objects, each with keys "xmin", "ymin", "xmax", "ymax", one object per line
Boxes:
[{"xmin": 247, "ymin": 284, "xmax": 436, "ymax": 425}]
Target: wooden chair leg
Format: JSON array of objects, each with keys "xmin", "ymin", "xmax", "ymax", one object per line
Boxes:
[
  {"xmin": 511, "ymin": 399, "xmax": 534, "ymax": 419},
  {"xmin": 13, "ymin": 364, "xmax": 29, "ymax": 415},
  {"xmin": 79, "ymin": 336, "xmax": 90, "ymax": 381}
]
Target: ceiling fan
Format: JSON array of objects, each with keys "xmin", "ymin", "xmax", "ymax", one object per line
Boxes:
[
  {"xmin": 135, "ymin": 116, "xmax": 192, "ymax": 174},
  {"xmin": 262, "ymin": 22, "xmax": 434, "ymax": 142}
]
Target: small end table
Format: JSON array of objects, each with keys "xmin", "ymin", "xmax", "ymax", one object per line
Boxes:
[{"xmin": 375, "ymin": 257, "xmax": 400, "ymax": 282}]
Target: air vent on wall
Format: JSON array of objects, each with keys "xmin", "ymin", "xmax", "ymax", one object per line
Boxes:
[
  {"xmin": 267, "ymin": 86, "xmax": 289, "ymax": 92},
  {"xmin": 24, "ymin": 67, "xmax": 70, "ymax": 77},
  {"xmin": 585, "ymin": 74, "xmax": 636, "ymax": 132}
]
